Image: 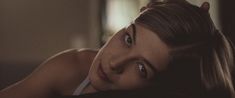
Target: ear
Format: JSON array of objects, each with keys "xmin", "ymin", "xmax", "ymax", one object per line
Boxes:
[{"xmin": 200, "ymin": 2, "xmax": 210, "ymax": 12}]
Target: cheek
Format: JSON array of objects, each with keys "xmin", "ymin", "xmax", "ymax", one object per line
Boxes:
[
  {"xmin": 114, "ymin": 66, "xmax": 148, "ymax": 90},
  {"xmin": 101, "ymin": 35, "xmax": 130, "ymax": 60},
  {"xmin": 88, "ymin": 49, "xmax": 104, "ymax": 80},
  {"xmin": 88, "ymin": 57, "xmax": 99, "ymax": 78},
  {"xmin": 103, "ymin": 32, "xmax": 125, "ymax": 51},
  {"xmin": 88, "ymin": 36, "xmax": 117, "ymax": 74}
]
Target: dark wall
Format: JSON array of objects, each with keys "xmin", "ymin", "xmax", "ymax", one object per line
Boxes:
[
  {"xmin": 0, "ymin": 62, "xmax": 38, "ymax": 89},
  {"xmin": 220, "ymin": 0, "xmax": 235, "ymax": 43},
  {"xmin": 0, "ymin": 0, "xmax": 101, "ymax": 90}
]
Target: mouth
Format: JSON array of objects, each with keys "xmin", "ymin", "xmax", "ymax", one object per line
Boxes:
[{"xmin": 98, "ymin": 63, "xmax": 112, "ymax": 83}]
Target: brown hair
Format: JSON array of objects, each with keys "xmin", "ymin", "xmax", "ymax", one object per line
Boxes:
[{"xmin": 135, "ymin": 1, "xmax": 234, "ymax": 97}]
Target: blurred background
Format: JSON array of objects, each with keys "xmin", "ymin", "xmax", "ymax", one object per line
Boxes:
[{"xmin": 0, "ymin": 0, "xmax": 234, "ymax": 89}]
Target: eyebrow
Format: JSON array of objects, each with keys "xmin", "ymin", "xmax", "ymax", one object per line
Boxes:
[
  {"xmin": 131, "ymin": 23, "xmax": 136, "ymax": 45},
  {"xmin": 130, "ymin": 24, "xmax": 158, "ymax": 74},
  {"xmin": 142, "ymin": 58, "xmax": 158, "ymax": 74}
]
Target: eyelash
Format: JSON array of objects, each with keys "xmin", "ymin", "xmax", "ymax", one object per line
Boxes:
[
  {"xmin": 123, "ymin": 32, "xmax": 132, "ymax": 47},
  {"xmin": 122, "ymin": 31, "xmax": 148, "ymax": 78},
  {"xmin": 137, "ymin": 62, "xmax": 148, "ymax": 78}
]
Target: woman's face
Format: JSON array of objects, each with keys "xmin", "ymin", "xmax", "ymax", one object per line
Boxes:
[{"xmin": 89, "ymin": 23, "xmax": 170, "ymax": 91}]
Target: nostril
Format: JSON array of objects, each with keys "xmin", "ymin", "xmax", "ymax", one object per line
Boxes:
[
  {"xmin": 109, "ymin": 61, "xmax": 116, "ymax": 70},
  {"xmin": 109, "ymin": 61, "xmax": 123, "ymax": 74},
  {"xmin": 111, "ymin": 66, "xmax": 123, "ymax": 74},
  {"xmin": 116, "ymin": 68, "xmax": 123, "ymax": 74}
]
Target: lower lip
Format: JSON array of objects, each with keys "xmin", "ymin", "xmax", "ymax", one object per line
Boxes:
[{"xmin": 98, "ymin": 63, "xmax": 111, "ymax": 82}]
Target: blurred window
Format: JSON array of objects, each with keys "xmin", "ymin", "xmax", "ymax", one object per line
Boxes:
[{"xmin": 102, "ymin": 0, "xmax": 149, "ymax": 43}]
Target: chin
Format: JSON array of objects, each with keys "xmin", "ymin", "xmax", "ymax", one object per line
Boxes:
[
  {"xmin": 89, "ymin": 57, "xmax": 112, "ymax": 91},
  {"xmin": 90, "ymin": 75, "xmax": 109, "ymax": 91},
  {"xmin": 89, "ymin": 69, "xmax": 111, "ymax": 91},
  {"xmin": 89, "ymin": 65, "xmax": 103, "ymax": 90}
]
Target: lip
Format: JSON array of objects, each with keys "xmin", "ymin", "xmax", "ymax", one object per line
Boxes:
[{"xmin": 98, "ymin": 63, "xmax": 112, "ymax": 83}]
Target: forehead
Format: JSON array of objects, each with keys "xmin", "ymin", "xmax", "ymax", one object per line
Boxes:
[{"xmin": 127, "ymin": 23, "xmax": 170, "ymax": 71}]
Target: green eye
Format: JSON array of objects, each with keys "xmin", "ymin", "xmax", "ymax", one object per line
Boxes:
[
  {"xmin": 137, "ymin": 62, "xmax": 147, "ymax": 78},
  {"xmin": 124, "ymin": 33, "xmax": 132, "ymax": 46}
]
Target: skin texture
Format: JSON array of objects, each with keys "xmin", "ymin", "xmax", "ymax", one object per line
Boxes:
[
  {"xmin": 0, "ymin": 23, "xmax": 170, "ymax": 97},
  {"xmin": 1, "ymin": 2, "xmax": 233, "ymax": 98},
  {"xmin": 0, "ymin": 49, "xmax": 98, "ymax": 98},
  {"xmin": 86, "ymin": 23, "xmax": 170, "ymax": 93}
]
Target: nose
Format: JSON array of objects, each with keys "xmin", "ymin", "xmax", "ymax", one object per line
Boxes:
[{"xmin": 109, "ymin": 55, "xmax": 130, "ymax": 74}]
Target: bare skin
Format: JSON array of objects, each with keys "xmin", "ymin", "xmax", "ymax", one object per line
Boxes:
[
  {"xmin": 0, "ymin": 2, "xmax": 223, "ymax": 98},
  {"xmin": 0, "ymin": 23, "xmax": 170, "ymax": 98},
  {"xmin": 0, "ymin": 49, "xmax": 98, "ymax": 98}
]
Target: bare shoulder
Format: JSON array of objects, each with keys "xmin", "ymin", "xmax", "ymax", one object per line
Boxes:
[
  {"xmin": 77, "ymin": 48, "xmax": 99, "ymax": 56},
  {"xmin": 76, "ymin": 48, "xmax": 99, "ymax": 60},
  {"xmin": 0, "ymin": 48, "xmax": 98, "ymax": 98},
  {"xmin": 76, "ymin": 48, "xmax": 98, "ymax": 67},
  {"xmin": 46, "ymin": 48, "xmax": 98, "ymax": 95},
  {"xmin": 38, "ymin": 48, "xmax": 98, "ymax": 94},
  {"xmin": 44, "ymin": 48, "xmax": 97, "ymax": 63},
  {"xmin": 41, "ymin": 48, "xmax": 98, "ymax": 73}
]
